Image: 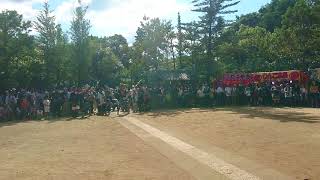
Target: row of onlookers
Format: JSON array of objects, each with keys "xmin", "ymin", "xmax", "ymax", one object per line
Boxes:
[{"xmin": 1, "ymin": 81, "xmax": 320, "ymax": 121}]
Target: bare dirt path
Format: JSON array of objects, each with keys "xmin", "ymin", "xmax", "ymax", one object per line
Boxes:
[
  {"xmin": 1, "ymin": 107, "xmax": 319, "ymax": 180},
  {"xmin": 134, "ymin": 107, "xmax": 320, "ymax": 180},
  {"xmin": 0, "ymin": 116, "xmax": 194, "ymax": 180}
]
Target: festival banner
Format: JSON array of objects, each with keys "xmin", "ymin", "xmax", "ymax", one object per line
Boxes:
[{"xmin": 223, "ymin": 70, "xmax": 308, "ymax": 86}]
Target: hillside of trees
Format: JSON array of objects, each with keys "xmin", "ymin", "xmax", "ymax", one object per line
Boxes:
[{"xmin": 0, "ymin": 0, "xmax": 319, "ymax": 90}]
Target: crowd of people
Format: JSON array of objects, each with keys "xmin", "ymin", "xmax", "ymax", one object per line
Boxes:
[
  {"xmin": 0, "ymin": 84, "xmax": 151, "ymax": 121},
  {"xmin": 177, "ymin": 80, "xmax": 318, "ymax": 108},
  {"xmin": 0, "ymin": 79, "xmax": 320, "ymax": 121}
]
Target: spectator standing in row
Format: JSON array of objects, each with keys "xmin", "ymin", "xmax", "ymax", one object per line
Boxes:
[
  {"xmin": 43, "ymin": 96, "xmax": 50, "ymax": 119},
  {"xmin": 309, "ymin": 81, "xmax": 319, "ymax": 108},
  {"xmin": 245, "ymin": 85, "xmax": 252, "ymax": 106},
  {"xmin": 216, "ymin": 85, "xmax": 224, "ymax": 106},
  {"xmin": 225, "ymin": 86, "xmax": 232, "ymax": 105}
]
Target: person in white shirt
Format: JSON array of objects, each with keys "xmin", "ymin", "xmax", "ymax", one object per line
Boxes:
[
  {"xmin": 271, "ymin": 83, "xmax": 280, "ymax": 105},
  {"xmin": 197, "ymin": 86, "xmax": 205, "ymax": 107},
  {"xmin": 225, "ymin": 86, "xmax": 232, "ymax": 105},
  {"xmin": 284, "ymin": 83, "xmax": 293, "ymax": 106},
  {"xmin": 245, "ymin": 86, "xmax": 252, "ymax": 105},
  {"xmin": 43, "ymin": 96, "xmax": 50, "ymax": 119},
  {"xmin": 216, "ymin": 86, "xmax": 224, "ymax": 106},
  {"xmin": 97, "ymin": 91, "xmax": 105, "ymax": 115},
  {"xmin": 216, "ymin": 86, "xmax": 223, "ymax": 94}
]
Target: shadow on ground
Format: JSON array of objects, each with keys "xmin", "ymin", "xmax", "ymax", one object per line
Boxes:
[
  {"xmin": 144, "ymin": 108, "xmax": 216, "ymax": 118},
  {"xmin": 0, "ymin": 115, "xmax": 97, "ymax": 128},
  {"xmin": 1, "ymin": 107, "xmax": 319, "ymax": 128},
  {"xmin": 145, "ymin": 107, "xmax": 320, "ymax": 124},
  {"xmin": 226, "ymin": 107, "xmax": 320, "ymax": 123}
]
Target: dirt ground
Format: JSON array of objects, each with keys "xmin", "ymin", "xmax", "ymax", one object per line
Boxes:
[
  {"xmin": 136, "ymin": 107, "xmax": 320, "ymax": 180},
  {"xmin": 0, "ymin": 116, "xmax": 194, "ymax": 180},
  {"xmin": 0, "ymin": 107, "xmax": 319, "ymax": 180}
]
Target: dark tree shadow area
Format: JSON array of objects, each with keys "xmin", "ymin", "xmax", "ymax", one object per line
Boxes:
[
  {"xmin": 145, "ymin": 108, "xmax": 216, "ymax": 118},
  {"xmin": 0, "ymin": 115, "xmax": 97, "ymax": 128},
  {"xmin": 1, "ymin": 107, "xmax": 319, "ymax": 129},
  {"xmin": 143, "ymin": 107, "xmax": 320, "ymax": 124},
  {"xmin": 223, "ymin": 107, "xmax": 320, "ymax": 124}
]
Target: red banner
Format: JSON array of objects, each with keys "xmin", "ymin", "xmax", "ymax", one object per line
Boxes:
[{"xmin": 223, "ymin": 70, "xmax": 308, "ymax": 86}]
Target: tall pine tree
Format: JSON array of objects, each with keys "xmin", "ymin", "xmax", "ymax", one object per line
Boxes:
[
  {"xmin": 34, "ymin": 1, "xmax": 58, "ymax": 87},
  {"xmin": 192, "ymin": 0, "xmax": 240, "ymax": 76},
  {"xmin": 70, "ymin": 0, "xmax": 91, "ymax": 86}
]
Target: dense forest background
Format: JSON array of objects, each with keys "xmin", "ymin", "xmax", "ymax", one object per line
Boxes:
[{"xmin": 0, "ymin": 0, "xmax": 319, "ymax": 90}]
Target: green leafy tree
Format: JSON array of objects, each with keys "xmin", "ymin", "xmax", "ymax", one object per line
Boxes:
[
  {"xmin": 106, "ymin": 34, "xmax": 130, "ymax": 68},
  {"xmin": 278, "ymin": 0, "xmax": 320, "ymax": 70},
  {"xmin": 0, "ymin": 10, "xmax": 34, "ymax": 89},
  {"xmin": 92, "ymin": 48, "xmax": 121, "ymax": 86},
  {"xmin": 128, "ymin": 44, "xmax": 146, "ymax": 83},
  {"xmin": 134, "ymin": 17, "xmax": 174, "ymax": 71},
  {"xmin": 182, "ymin": 21, "xmax": 202, "ymax": 68},
  {"xmin": 70, "ymin": 0, "xmax": 91, "ymax": 86},
  {"xmin": 217, "ymin": 0, "xmax": 320, "ymax": 74},
  {"xmin": 55, "ymin": 24, "xmax": 72, "ymax": 85},
  {"xmin": 234, "ymin": 12, "xmax": 261, "ymax": 28},
  {"xmin": 258, "ymin": 0, "xmax": 297, "ymax": 32},
  {"xmin": 182, "ymin": 21, "xmax": 204, "ymax": 85}
]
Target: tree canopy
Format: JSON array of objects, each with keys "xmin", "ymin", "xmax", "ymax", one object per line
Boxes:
[{"xmin": 0, "ymin": 0, "xmax": 320, "ymax": 90}]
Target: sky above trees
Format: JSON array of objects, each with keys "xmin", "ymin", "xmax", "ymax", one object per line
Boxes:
[{"xmin": 0, "ymin": 0, "xmax": 271, "ymax": 42}]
